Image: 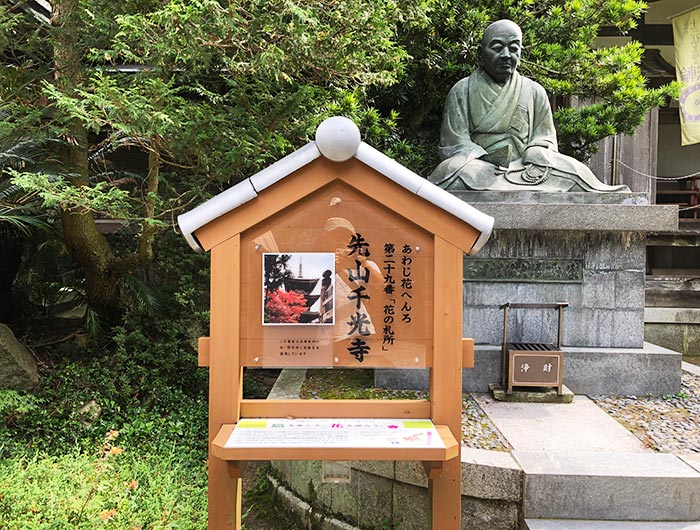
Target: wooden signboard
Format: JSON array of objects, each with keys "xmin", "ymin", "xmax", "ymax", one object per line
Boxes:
[
  {"xmin": 239, "ymin": 180, "xmax": 434, "ymax": 369},
  {"xmin": 179, "ymin": 117, "xmax": 493, "ymax": 529}
]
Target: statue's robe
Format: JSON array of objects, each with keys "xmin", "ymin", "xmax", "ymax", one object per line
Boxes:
[{"xmin": 429, "ymin": 69, "xmax": 630, "ymax": 192}]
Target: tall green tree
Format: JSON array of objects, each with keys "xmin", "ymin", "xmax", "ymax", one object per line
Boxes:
[{"xmin": 0, "ymin": 0, "xmax": 408, "ymax": 319}]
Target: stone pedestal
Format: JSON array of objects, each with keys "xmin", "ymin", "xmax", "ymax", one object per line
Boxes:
[{"xmin": 376, "ymin": 192, "xmax": 682, "ymax": 396}]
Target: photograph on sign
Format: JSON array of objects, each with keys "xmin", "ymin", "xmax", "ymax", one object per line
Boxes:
[{"xmin": 263, "ymin": 253, "xmax": 335, "ymax": 325}]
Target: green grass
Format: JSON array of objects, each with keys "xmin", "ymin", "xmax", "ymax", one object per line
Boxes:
[
  {"xmin": 0, "ymin": 329, "xmax": 287, "ymax": 529},
  {"xmin": 0, "ymin": 230, "xmax": 220, "ymax": 529},
  {"xmin": 0, "ymin": 312, "xmax": 211, "ymax": 527},
  {"xmin": 0, "ymin": 431, "xmax": 207, "ymax": 529}
]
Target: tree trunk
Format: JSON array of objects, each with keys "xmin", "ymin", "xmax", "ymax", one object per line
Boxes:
[
  {"xmin": 52, "ymin": 0, "xmax": 121, "ymax": 319},
  {"xmin": 59, "ymin": 205, "xmax": 121, "ymax": 318}
]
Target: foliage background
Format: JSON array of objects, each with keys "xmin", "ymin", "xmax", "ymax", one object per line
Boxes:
[{"xmin": 0, "ymin": 0, "xmax": 676, "ymax": 320}]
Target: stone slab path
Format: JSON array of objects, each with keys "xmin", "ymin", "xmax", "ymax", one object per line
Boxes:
[{"xmin": 475, "ymin": 394, "xmax": 648, "ymax": 453}]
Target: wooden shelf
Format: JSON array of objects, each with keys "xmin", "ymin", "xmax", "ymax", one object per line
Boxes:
[
  {"xmin": 239, "ymin": 399, "xmax": 432, "ymax": 419},
  {"xmin": 657, "ymin": 176, "xmax": 700, "ymax": 220},
  {"xmin": 211, "ymin": 421, "xmax": 459, "ymax": 462}
]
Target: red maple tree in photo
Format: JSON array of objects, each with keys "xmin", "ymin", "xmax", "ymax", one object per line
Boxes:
[{"xmin": 264, "ymin": 289, "xmax": 307, "ymax": 323}]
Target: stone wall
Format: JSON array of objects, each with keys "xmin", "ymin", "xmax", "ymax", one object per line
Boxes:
[
  {"xmin": 375, "ymin": 195, "xmax": 683, "ymax": 397},
  {"xmin": 270, "ymin": 449, "xmax": 523, "ymax": 530},
  {"xmin": 463, "ymin": 230, "xmax": 647, "ymax": 348},
  {"xmin": 376, "ymin": 341, "xmax": 681, "ymax": 396},
  {"xmin": 645, "ymin": 308, "xmax": 700, "ymax": 356}
]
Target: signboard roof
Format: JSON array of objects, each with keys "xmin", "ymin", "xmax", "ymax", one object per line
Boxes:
[{"xmin": 178, "ymin": 117, "xmax": 493, "ymax": 255}]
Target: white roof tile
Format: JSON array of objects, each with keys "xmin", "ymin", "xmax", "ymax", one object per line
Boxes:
[{"xmin": 178, "ymin": 117, "xmax": 494, "ymax": 254}]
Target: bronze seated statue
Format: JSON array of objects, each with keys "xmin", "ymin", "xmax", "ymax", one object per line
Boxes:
[{"xmin": 429, "ymin": 19, "xmax": 630, "ymax": 193}]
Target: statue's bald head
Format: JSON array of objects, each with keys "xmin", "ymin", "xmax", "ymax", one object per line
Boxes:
[
  {"xmin": 478, "ymin": 19, "xmax": 523, "ymax": 85},
  {"xmin": 481, "ymin": 19, "xmax": 522, "ymax": 47}
]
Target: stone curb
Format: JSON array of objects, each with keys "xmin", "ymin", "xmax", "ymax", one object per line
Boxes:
[
  {"xmin": 683, "ymin": 361, "xmax": 700, "ymax": 377},
  {"xmin": 267, "ymin": 474, "xmax": 360, "ymax": 530},
  {"xmin": 267, "ymin": 368, "xmax": 307, "ymax": 399}
]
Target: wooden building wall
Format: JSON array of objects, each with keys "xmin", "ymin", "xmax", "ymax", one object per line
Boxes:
[{"xmin": 586, "ymin": 108, "xmax": 659, "ymax": 198}]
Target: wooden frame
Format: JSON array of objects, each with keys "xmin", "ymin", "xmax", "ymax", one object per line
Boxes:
[
  {"xmin": 198, "ymin": 157, "xmax": 484, "ymax": 530},
  {"xmin": 211, "ymin": 423, "xmax": 459, "ymax": 462}
]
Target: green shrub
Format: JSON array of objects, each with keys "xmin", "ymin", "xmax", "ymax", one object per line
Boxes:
[
  {"xmin": 0, "ymin": 222, "xmax": 213, "ymax": 526},
  {"xmin": 1, "ymin": 315, "xmax": 209, "ymax": 457},
  {"xmin": 0, "ymin": 389, "xmax": 41, "ymax": 424},
  {"xmin": 1, "ymin": 231, "xmax": 211, "ymax": 456}
]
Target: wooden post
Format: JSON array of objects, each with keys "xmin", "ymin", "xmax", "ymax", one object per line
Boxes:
[
  {"xmin": 501, "ymin": 304, "xmax": 509, "ymax": 389},
  {"xmin": 557, "ymin": 304, "xmax": 564, "ymax": 349},
  {"xmin": 208, "ymin": 235, "xmax": 242, "ymax": 528},
  {"xmin": 429, "ymin": 236, "xmax": 463, "ymax": 530}
]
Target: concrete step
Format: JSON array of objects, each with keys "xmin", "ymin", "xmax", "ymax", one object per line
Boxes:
[
  {"xmin": 524, "ymin": 520, "xmax": 700, "ymax": 530},
  {"xmin": 515, "ymin": 451, "xmax": 700, "ymax": 521}
]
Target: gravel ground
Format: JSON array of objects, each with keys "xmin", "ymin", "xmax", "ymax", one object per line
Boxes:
[
  {"xmin": 461, "ymin": 394, "xmax": 511, "ymax": 451},
  {"xmin": 592, "ymin": 370, "xmax": 700, "ymax": 454}
]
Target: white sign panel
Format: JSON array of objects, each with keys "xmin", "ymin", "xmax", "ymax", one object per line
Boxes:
[{"xmin": 226, "ymin": 418, "xmax": 444, "ymax": 449}]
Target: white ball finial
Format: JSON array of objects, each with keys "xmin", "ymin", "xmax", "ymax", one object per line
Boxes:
[{"xmin": 315, "ymin": 116, "xmax": 361, "ymax": 162}]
